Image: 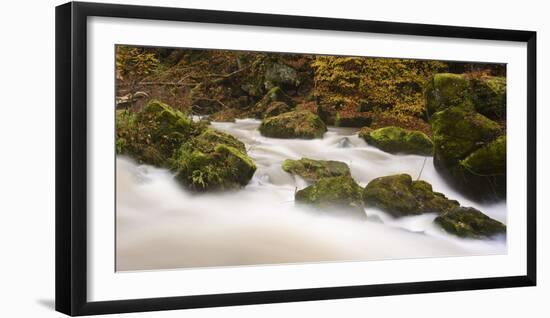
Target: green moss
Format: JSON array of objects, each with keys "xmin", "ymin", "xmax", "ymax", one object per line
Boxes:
[
  {"xmin": 411, "ymin": 180, "xmax": 460, "ymax": 213},
  {"xmin": 192, "ymin": 128, "xmax": 246, "ymax": 153},
  {"xmin": 173, "ymin": 139, "xmax": 256, "ymax": 192},
  {"xmin": 171, "ymin": 127, "xmax": 255, "ymax": 191},
  {"xmin": 430, "ymin": 106, "xmax": 505, "ymax": 201},
  {"xmin": 425, "ymin": 73, "xmax": 474, "ymax": 116},
  {"xmin": 264, "ymin": 62, "xmax": 300, "ymax": 89},
  {"xmin": 358, "ymin": 127, "xmax": 373, "ymax": 139},
  {"xmin": 259, "ymin": 110, "xmax": 327, "ymax": 139},
  {"xmin": 115, "ymin": 137, "xmax": 127, "ymax": 154},
  {"xmin": 249, "ymin": 86, "xmax": 294, "ymax": 118},
  {"xmin": 295, "ymin": 175, "xmax": 365, "ymax": 218},
  {"xmin": 140, "ymin": 99, "xmax": 192, "ymax": 132},
  {"xmin": 426, "ymin": 73, "xmax": 506, "ymax": 121},
  {"xmin": 210, "ymin": 108, "xmax": 240, "ymax": 122},
  {"xmin": 312, "ymin": 56, "xmax": 446, "ymax": 118},
  {"xmin": 460, "ymin": 135, "xmax": 506, "ymax": 176},
  {"xmin": 240, "ymin": 77, "xmax": 264, "ymax": 97},
  {"xmin": 363, "ymin": 174, "xmax": 459, "ymax": 217},
  {"xmin": 430, "ymin": 107, "xmax": 501, "ymax": 165},
  {"xmin": 264, "ymin": 101, "xmax": 292, "ymax": 118},
  {"xmin": 470, "ymin": 76, "xmax": 506, "ymax": 119},
  {"xmin": 112, "ymin": 101, "xmax": 246, "ymax": 190},
  {"xmin": 282, "ymin": 158, "xmax": 350, "ymax": 182},
  {"xmin": 335, "ymin": 111, "xmax": 373, "ymax": 127},
  {"xmin": 115, "ymin": 110, "xmax": 134, "ymax": 155},
  {"xmin": 214, "ymin": 144, "xmax": 257, "ymax": 185},
  {"xmin": 115, "ymin": 100, "xmax": 207, "ymax": 166},
  {"xmin": 434, "ymin": 206, "xmax": 506, "ymax": 238},
  {"xmin": 360, "ymin": 126, "xmax": 433, "ymax": 156}
]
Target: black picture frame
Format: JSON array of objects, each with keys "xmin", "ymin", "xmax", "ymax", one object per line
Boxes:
[{"xmin": 55, "ymin": 1, "xmax": 537, "ymax": 316}]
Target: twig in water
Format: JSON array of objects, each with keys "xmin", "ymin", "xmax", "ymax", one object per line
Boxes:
[{"xmin": 417, "ymin": 156, "xmax": 428, "ymax": 181}]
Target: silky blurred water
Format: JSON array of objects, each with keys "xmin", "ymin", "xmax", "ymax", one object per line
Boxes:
[{"xmin": 116, "ymin": 119, "xmax": 506, "ymax": 271}]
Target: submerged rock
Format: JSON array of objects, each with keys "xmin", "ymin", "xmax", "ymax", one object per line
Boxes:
[
  {"xmin": 335, "ymin": 111, "xmax": 372, "ymax": 127},
  {"xmin": 337, "ymin": 137, "xmax": 352, "ymax": 148},
  {"xmin": 115, "ymin": 99, "xmax": 206, "ymax": 166},
  {"xmin": 259, "ymin": 110, "xmax": 327, "ymax": 139},
  {"xmin": 359, "ymin": 126, "xmax": 433, "ymax": 156},
  {"xmin": 425, "ymin": 73, "xmax": 474, "ymax": 116},
  {"xmin": 295, "ymin": 175, "xmax": 365, "ymax": 218},
  {"xmin": 430, "ymin": 106, "xmax": 505, "ymax": 201},
  {"xmin": 172, "ymin": 128, "xmax": 256, "ymax": 191},
  {"xmin": 363, "ymin": 174, "xmax": 459, "ymax": 217},
  {"xmin": 434, "ymin": 206, "xmax": 506, "ymax": 239},
  {"xmin": 282, "ymin": 158, "xmax": 351, "ymax": 182}
]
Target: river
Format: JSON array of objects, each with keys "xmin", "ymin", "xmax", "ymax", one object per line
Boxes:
[{"xmin": 116, "ymin": 119, "xmax": 506, "ymax": 271}]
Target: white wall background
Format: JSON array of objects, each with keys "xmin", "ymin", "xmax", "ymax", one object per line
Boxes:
[{"xmin": 0, "ymin": 0, "xmax": 546, "ymax": 316}]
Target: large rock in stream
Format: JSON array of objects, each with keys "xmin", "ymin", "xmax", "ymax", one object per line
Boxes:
[
  {"xmin": 430, "ymin": 106, "xmax": 505, "ymax": 201},
  {"xmin": 359, "ymin": 126, "xmax": 433, "ymax": 156},
  {"xmin": 434, "ymin": 206, "xmax": 506, "ymax": 239},
  {"xmin": 470, "ymin": 75, "xmax": 507, "ymax": 120},
  {"xmin": 282, "ymin": 158, "xmax": 350, "ymax": 182},
  {"xmin": 425, "ymin": 73, "xmax": 474, "ymax": 116},
  {"xmin": 425, "ymin": 72, "xmax": 506, "ymax": 120},
  {"xmin": 172, "ymin": 128, "xmax": 257, "ymax": 192},
  {"xmin": 264, "ymin": 62, "xmax": 300, "ymax": 90},
  {"xmin": 335, "ymin": 111, "xmax": 372, "ymax": 127},
  {"xmin": 363, "ymin": 174, "xmax": 459, "ymax": 217},
  {"xmin": 115, "ymin": 99, "xmax": 207, "ymax": 166},
  {"xmin": 259, "ymin": 110, "xmax": 327, "ymax": 139},
  {"xmin": 249, "ymin": 86, "xmax": 295, "ymax": 119},
  {"xmin": 264, "ymin": 101, "xmax": 293, "ymax": 119},
  {"xmin": 295, "ymin": 175, "xmax": 365, "ymax": 218}
]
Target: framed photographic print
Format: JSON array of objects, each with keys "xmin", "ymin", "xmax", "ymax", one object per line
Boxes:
[{"xmin": 55, "ymin": 1, "xmax": 536, "ymax": 316}]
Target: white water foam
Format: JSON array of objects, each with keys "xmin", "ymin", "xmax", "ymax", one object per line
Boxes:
[{"xmin": 116, "ymin": 119, "xmax": 506, "ymax": 271}]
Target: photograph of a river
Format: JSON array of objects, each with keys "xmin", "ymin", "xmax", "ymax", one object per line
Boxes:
[{"xmin": 116, "ymin": 119, "xmax": 506, "ymax": 271}]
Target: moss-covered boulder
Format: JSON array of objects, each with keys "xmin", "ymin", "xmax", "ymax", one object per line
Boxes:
[
  {"xmin": 259, "ymin": 110, "xmax": 327, "ymax": 139},
  {"xmin": 115, "ymin": 100, "xmax": 206, "ymax": 166},
  {"xmin": 249, "ymin": 86, "xmax": 294, "ymax": 118},
  {"xmin": 425, "ymin": 73, "xmax": 474, "ymax": 116},
  {"xmin": 172, "ymin": 129, "xmax": 256, "ymax": 191},
  {"xmin": 264, "ymin": 62, "xmax": 300, "ymax": 90},
  {"xmin": 430, "ymin": 106, "xmax": 505, "ymax": 201},
  {"xmin": 363, "ymin": 174, "xmax": 459, "ymax": 217},
  {"xmin": 431, "ymin": 107, "xmax": 501, "ymax": 165},
  {"xmin": 359, "ymin": 126, "xmax": 433, "ymax": 156},
  {"xmin": 188, "ymin": 128, "xmax": 247, "ymax": 153},
  {"xmin": 470, "ymin": 76, "xmax": 506, "ymax": 119},
  {"xmin": 434, "ymin": 206, "xmax": 506, "ymax": 238},
  {"xmin": 264, "ymin": 101, "xmax": 293, "ymax": 118},
  {"xmin": 335, "ymin": 111, "xmax": 372, "ymax": 127},
  {"xmin": 295, "ymin": 176, "xmax": 365, "ymax": 218},
  {"xmin": 210, "ymin": 108, "xmax": 240, "ymax": 122},
  {"xmin": 357, "ymin": 127, "xmax": 373, "ymax": 139},
  {"xmin": 460, "ymin": 135, "xmax": 506, "ymax": 176},
  {"xmin": 426, "ymin": 73, "xmax": 507, "ymax": 121},
  {"xmin": 282, "ymin": 158, "xmax": 350, "ymax": 182},
  {"xmin": 240, "ymin": 78, "xmax": 264, "ymax": 98}
]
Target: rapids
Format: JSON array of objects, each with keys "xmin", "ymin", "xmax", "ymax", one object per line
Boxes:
[{"xmin": 116, "ymin": 119, "xmax": 506, "ymax": 271}]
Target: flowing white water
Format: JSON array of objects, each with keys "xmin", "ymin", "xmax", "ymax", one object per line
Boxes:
[{"xmin": 116, "ymin": 119, "xmax": 506, "ymax": 271}]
